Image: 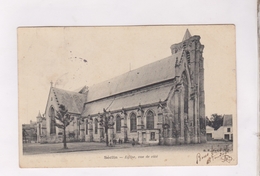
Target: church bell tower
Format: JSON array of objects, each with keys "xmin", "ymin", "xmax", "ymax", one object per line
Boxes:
[{"xmin": 168, "ymin": 29, "xmax": 206, "ymax": 144}]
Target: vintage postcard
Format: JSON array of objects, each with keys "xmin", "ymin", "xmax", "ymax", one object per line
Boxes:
[{"xmin": 18, "ymin": 25, "xmax": 237, "ymax": 168}]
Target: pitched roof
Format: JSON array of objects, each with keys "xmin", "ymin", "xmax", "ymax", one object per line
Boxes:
[
  {"xmin": 22, "ymin": 122, "xmax": 37, "ymax": 130},
  {"xmin": 86, "ymin": 50, "xmax": 183, "ymax": 102},
  {"xmin": 52, "ymin": 87, "xmax": 87, "ymax": 114},
  {"xmin": 182, "ymin": 29, "xmax": 191, "ymax": 41},
  {"xmin": 22, "ymin": 124, "xmax": 31, "ymax": 130},
  {"xmin": 223, "ymin": 115, "xmax": 232, "ymax": 126},
  {"xmin": 49, "ymin": 36, "xmax": 185, "ymax": 116},
  {"xmin": 82, "ymin": 84, "xmax": 173, "ymax": 116}
]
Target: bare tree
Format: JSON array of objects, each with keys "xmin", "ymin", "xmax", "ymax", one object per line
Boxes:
[
  {"xmin": 22, "ymin": 128, "xmax": 28, "ymax": 143},
  {"xmin": 210, "ymin": 114, "xmax": 224, "ymax": 130},
  {"xmin": 98, "ymin": 108, "xmax": 115, "ymax": 146},
  {"xmin": 52, "ymin": 104, "xmax": 74, "ymax": 149}
]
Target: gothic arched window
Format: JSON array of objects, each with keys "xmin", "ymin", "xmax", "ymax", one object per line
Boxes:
[
  {"xmin": 85, "ymin": 119, "xmax": 88, "ymax": 135},
  {"xmin": 146, "ymin": 110, "xmax": 154, "ymax": 130},
  {"xmin": 130, "ymin": 113, "xmax": 137, "ymax": 132},
  {"xmin": 39, "ymin": 124, "xmax": 41, "ymax": 136},
  {"xmin": 94, "ymin": 119, "xmax": 98, "ymax": 134},
  {"xmin": 116, "ymin": 115, "xmax": 121, "ymax": 132},
  {"xmin": 186, "ymin": 51, "xmax": 190, "ymax": 64},
  {"xmin": 50, "ymin": 107, "xmax": 56, "ymax": 134},
  {"xmin": 182, "ymin": 72, "xmax": 189, "ymax": 114}
]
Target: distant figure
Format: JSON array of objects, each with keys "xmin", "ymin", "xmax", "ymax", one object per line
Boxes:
[
  {"xmin": 132, "ymin": 138, "xmax": 135, "ymax": 147},
  {"xmin": 113, "ymin": 138, "xmax": 116, "ymax": 145},
  {"xmin": 109, "ymin": 139, "xmax": 112, "ymax": 147}
]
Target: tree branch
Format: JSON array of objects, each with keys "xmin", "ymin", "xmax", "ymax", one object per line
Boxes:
[
  {"xmin": 54, "ymin": 121, "xmax": 64, "ymax": 129},
  {"xmin": 54, "ymin": 115, "xmax": 64, "ymax": 124}
]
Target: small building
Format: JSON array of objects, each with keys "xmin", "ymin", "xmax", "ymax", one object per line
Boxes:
[
  {"xmin": 206, "ymin": 125, "xmax": 214, "ymax": 141},
  {"xmin": 206, "ymin": 115, "xmax": 233, "ymax": 141},
  {"xmin": 213, "ymin": 114, "xmax": 233, "ymax": 141},
  {"xmin": 22, "ymin": 120, "xmax": 37, "ymax": 143}
]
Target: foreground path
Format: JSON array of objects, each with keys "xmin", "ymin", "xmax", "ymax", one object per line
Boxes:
[
  {"xmin": 23, "ymin": 141, "xmax": 233, "ymax": 155},
  {"xmin": 23, "ymin": 142, "xmax": 135, "ymax": 155}
]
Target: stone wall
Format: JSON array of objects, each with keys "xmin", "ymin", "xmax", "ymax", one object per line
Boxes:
[{"xmin": 84, "ymin": 104, "xmax": 162, "ymax": 145}]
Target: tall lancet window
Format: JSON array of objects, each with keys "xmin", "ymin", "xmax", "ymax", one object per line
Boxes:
[
  {"xmin": 85, "ymin": 119, "xmax": 88, "ymax": 135},
  {"xmin": 182, "ymin": 72, "xmax": 189, "ymax": 114},
  {"xmin": 116, "ymin": 115, "xmax": 121, "ymax": 132},
  {"xmin": 94, "ymin": 119, "xmax": 98, "ymax": 134},
  {"xmin": 50, "ymin": 107, "xmax": 56, "ymax": 134},
  {"xmin": 130, "ymin": 113, "xmax": 137, "ymax": 132},
  {"xmin": 146, "ymin": 110, "xmax": 154, "ymax": 130},
  {"xmin": 39, "ymin": 124, "xmax": 41, "ymax": 136}
]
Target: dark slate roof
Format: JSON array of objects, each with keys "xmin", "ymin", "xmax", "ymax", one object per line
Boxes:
[
  {"xmin": 73, "ymin": 85, "xmax": 88, "ymax": 93},
  {"xmin": 223, "ymin": 115, "xmax": 232, "ymax": 126},
  {"xmin": 22, "ymin": 122, "xmax": 37, "ymax": 130},
  {"xmin": 86, "ymin": 50, "xmax": 183, "ymax": 102},
  {"xmin": 52, "ymin": 87, "xmax": 87, "ymax": 114},
  {"xmin": 82, "ymin": 84, "xmax": 173, "ymax": 116},
  {"xmin": 22, "ymin": 124, "xmax": 31, "ymax": 130},
  {"xmin": 51, "ymin": 47, "xmax": 183, "ymax": 116}
]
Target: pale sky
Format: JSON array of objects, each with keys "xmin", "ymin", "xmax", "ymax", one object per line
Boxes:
[{"xmin": 18, "ymin": 25, "xmax": 236, "ymax": 124}]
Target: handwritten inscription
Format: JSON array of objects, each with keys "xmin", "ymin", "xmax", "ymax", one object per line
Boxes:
[
  {"xmin": 196, "ymin": 145, "xmax": 233, "ymax": 164},
  {"xmin": 196, "ymin": 153, "xmax": 209, "ymax": 164}
]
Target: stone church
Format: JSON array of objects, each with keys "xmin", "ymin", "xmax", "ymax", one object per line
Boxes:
[{"xmin": 37, "ymin": 29, "xmax": 206, "ymax": 145}]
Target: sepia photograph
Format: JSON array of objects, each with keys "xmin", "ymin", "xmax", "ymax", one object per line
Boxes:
[{"xmin": 18, "ymin": 25, "xmax": 237, "ymax": 168}]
